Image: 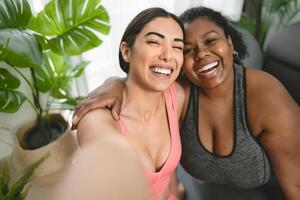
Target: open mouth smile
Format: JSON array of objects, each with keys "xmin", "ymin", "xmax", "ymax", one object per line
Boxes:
[
  {"xmin": 197, "ymin": 61, "xmax": 219, "ymax": 74},
  {"xmin": 150, "ymin": 66, "xmax": 174, "ymax": 76}
]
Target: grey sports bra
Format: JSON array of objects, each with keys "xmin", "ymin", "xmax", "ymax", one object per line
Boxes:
[{"xmin": 180, "ymin": 64, "xmax": 272, "ymax": 188}]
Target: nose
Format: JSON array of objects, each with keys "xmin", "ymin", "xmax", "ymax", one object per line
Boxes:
[
  {"xmin": 195, "ymin": 46, "xmax": 209, "ymax": 61},
  {"xmin": 159, "ymin": 44, "xmax": 172, "ymax": 62}
]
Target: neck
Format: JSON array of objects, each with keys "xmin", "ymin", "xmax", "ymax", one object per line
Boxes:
[
  {"xmin": 121, "ymin": 80, "xmax": 165, "ymax": 122},
  {"xmin": 200, "ymin": 69, "xmax": 234, "ymax": 101}
]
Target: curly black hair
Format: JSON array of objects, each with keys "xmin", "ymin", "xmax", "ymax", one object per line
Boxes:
[{"xmin": 179, "ymin": 7, "xmax": 248, "ymax": 65}]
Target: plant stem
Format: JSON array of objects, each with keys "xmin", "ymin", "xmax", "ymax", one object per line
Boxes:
[
  {"xmin": 24, "ymin": 95, "xmax": 39, "ymax": 116},
  {"xmin": 29, "ymin": 68, "xmax": 43, "ymax": 121},
  {"xmin": 11, "ymin": 66, "xmax": 35, "ymax": 91},
  {"xmin": 30, "ymin": 68, "xmax": 51, "ymax": 141},
  {"xmin": 10, "ymin": 66, "xmax": 39, "ymax": 116}
]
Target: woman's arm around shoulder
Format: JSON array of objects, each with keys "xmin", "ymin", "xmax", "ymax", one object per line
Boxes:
[
  {"xmin": 246, "ymin": 68, "xmax": 300, "ymax": 200},
  {"xmin": 72, "ymin": 77, "xmax": 126, "ymax": 129}
]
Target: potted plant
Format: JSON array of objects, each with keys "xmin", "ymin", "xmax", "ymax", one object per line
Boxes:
[
  {"xmin": 0, "ymin": 0, "xmax": 110, "ymax": 184},
  {"xmin": 236, "ymin": 0, "xmax": 300, "ymax": 48},
  {"xmin": 0, "ymin": 156, "xmax": 47, "ymax": 200}
]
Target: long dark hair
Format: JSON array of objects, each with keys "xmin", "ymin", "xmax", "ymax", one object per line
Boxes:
[
  {"xmin": 180, "ymin": 7, "xmax": 247, "ymax": 65},
  {"xmin": 119, "ymin": 7, "xmax": 185, "ymax": 73}
]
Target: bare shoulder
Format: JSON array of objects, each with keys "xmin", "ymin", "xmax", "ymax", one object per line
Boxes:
[
  {"xmin": 245, "ymin": 68, "xmax": 300, "ymax": 134},
  {"xmin": 77, "ymin": 108, "xmax": 120, "ymax": 147},
  {"xmin": 245, "ymin": 68, "xmax": 296, "ymax": 106},
  {"xmin": 246, "ymin": 68, "xmax": 285, "ymax": 92}
]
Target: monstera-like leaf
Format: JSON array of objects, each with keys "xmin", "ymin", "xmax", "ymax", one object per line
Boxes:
[
  {"xmin": 29, "ymin": 0, "xmax": 110, "ymax": 55},
  {"xmin": 35, "ymin": 51, "xmax": 89, "ymax": 101},
  {"xmin": 0, "ymin": 29, "xmax": 43, "ymax": 68},
  {"xmin": 35, "ymin": 51, "xmax": 66, "ymax": 93},
  {"xmin": 0, "ymin": 68, "xmax": 20, "ymax": 89},
  {"xmin": 0, "ymin": 68, "xmax": 26, "ymax": 113},
  {"xmin": 0, "ymin": 0, "xmax": 32, "ymax": 29}
]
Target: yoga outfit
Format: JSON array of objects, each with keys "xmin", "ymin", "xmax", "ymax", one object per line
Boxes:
[
  {"xmin": 118, "ymin": 84, "xmax": 181, "ymax": 200},
  {"xmin": 180, "ymin": 64, "xmax": 285, "ymax": 199}
]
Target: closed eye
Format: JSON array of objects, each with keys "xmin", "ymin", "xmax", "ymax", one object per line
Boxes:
[
  {"xmin": 173, "ymin": 46, "xmax": 183, "ymax": 51},
  {"xmin": 205, "ymin": 38, "xmax": 217, "ymax": 45},
  {"xmin": 146, "ymin": 40, "xmax": 159, "ymax": 45},
  {"xmin": 183, "ymin": 48, "xmax": 195, "ymax": 55}
]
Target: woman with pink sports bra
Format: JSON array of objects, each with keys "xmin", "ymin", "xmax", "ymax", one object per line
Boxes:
[{"xmin": 76, "ymin": 7, "xmax": 185, "ymax": 200}]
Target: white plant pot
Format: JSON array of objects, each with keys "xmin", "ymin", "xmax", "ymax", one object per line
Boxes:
[{"xmin": 9, "ymin": 114, "xmax": 78, "ymax": 185}]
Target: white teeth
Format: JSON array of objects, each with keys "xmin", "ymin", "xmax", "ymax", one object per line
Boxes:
[
  {"xmin": 151, "ymin": 67, "xmax": 172, "ymax": 75},
  {"xmin": 198, "ymin": 61, "xmax": 218, "ymax": 73}
]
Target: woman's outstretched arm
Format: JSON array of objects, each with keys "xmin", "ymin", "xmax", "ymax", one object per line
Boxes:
[
  {"xmin": 51, "ymin": 137, "xmax": 149, "ymax": 200},
  {"xmin": 54, "ymin": 109, "xmax": 149, "ymax": 200}
]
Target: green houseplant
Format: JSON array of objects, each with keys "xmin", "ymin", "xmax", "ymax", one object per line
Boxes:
[
  {"xmin": 0, "ymin": 0, "xmax": 110, "ymax": 149},
  {"xmin": 0, "ymin": 156, "xmax": 47, "ymax": 200},
  {"xmin": 236, "ymin": 0, "xmax": 300, "ymax": 48}
]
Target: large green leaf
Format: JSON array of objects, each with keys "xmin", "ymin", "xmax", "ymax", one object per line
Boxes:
[
  {"xmin": 35, "ymin": 51, "xmax": 65, "ymax": 92},
  {"xmin": 35, "ymin": 51, "xmax": 74, "ymax": 99},
  {"xmin": 0, "ymin": 88, "xmax": 26, "ymax": 113},
  {"xmin": 0, "ymin": 68, "xmax": 20, "ymax": 89},
  {"xmin": 0, "ymin": 0, "xmax": 32, "ymax": 29},
  {"xmin": 29, "ymin": 0, "xmax": 110, "ymax": 55},
  {"xmin": 70, "ymin": 60, "xmax": 90, "ymax": 77},
  {"xmin": 0, "ymin": 29, "xmax": 43, "ymax": 68}
]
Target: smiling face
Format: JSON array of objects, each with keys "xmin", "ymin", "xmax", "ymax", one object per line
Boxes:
[
  {"xmin": 121, "ymin": 17, "xmax": 184, "ymax": 92},
  {"xmin": 183, "ymin": 17, "xmax": 234, "ymax": 89}
]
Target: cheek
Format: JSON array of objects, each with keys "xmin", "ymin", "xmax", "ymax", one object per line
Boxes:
[
  {"xmin": 178, "ymin": 54, "xmax": 184, "ymax": 68},
  {"xmin": 183, "ymin": 57, "xmax": 194, "ymax": 71},
  {"xmin": 215, "ymin": 42, "xmax": 232, "ymax": 58}
]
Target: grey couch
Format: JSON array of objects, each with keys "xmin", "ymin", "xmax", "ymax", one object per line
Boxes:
[{"xmin": 263, "ymin": 22, "xmax": 300, "ymax": 105}]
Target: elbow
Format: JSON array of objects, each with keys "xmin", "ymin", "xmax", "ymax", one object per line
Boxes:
[{"xmin": 281, "ymin": 182, "xmax": 300, "ymax": 200}]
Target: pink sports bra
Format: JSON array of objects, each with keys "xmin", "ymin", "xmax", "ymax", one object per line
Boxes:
[{"xmin": 117, "ymin": 84, "xmax": 181, "ymax": 200}]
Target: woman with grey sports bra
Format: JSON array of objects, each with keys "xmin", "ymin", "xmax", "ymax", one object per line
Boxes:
[
  {"xmin": 180, "ymin": 64, "xmax": 284, "ymax": 199},
  {"xmin": 72, "ymin": 6, "xmax": 300, "ymax": 200},
  {"xmin": 181, "ymin": 64, "xmax": 271, "ymax": 188}
]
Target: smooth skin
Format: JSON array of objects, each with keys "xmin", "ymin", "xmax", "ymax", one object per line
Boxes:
[
  {"xmin": 73, "ymin": 17, "xmax": 300, "ymax": 200},
  {"xmin": 76, "ymin": 17, "xmax": 186, "ymax": 200},
  {"xmin": 182, "ymin": 18, "xmax": 300, "ymax": 199},
  {"xmin": 51, "ymin": 133, "xmax": 149, "ymax": 200}
]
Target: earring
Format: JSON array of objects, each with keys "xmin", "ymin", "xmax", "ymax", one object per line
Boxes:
[{"xmin": 233, "ymin": 50, "xmax": 238, "ymax": 57}]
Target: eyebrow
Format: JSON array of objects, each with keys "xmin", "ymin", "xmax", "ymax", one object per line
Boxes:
[
  {"xmin": 184, "ymin": 30, "xmax": 219, "ymax": 45},
  {"xmin": 145, "ymin": 31, "xmax": 184, "ymax": 43}
]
